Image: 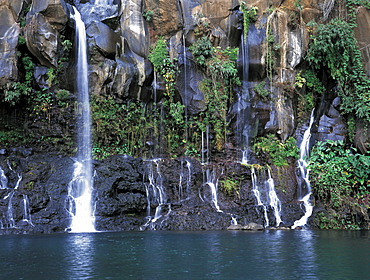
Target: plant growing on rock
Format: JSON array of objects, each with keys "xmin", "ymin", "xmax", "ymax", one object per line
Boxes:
[
  {"xmin": 239, "ymin": 2, "xmax": 258, "ymax": 38},
  {"xmin": 306, "ymin": 19, "xmax": 370, "ymax": 123},
  {"xmin": 189, "ymin": 36, "xmax": 240, "ymax": 151},
  {"xmin": 148, "ymin": 37, "xmax": 185, "ymax": 154},
  {"xmin": 252, "ymin": 135, "xmax": 299, "ymax": 167}
]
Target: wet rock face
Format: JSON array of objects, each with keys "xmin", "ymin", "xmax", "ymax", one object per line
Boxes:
[
  {"xmin": 354, "ymin": 7, "xmax": 370, "ymax": 76},
  {"xmin": 0, "ymin": 154, "xmax": 307, "ymax": 234},
  {"xmin": 0, "ymin": 3, "xmax": 21, "ymax": 86}
]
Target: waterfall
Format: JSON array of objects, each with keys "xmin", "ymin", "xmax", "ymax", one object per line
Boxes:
[
  {"xmin": 0, "ymin": 166, "xmax": 8, "ymax": 189},
  {"xmin": 231, "ymin": 216, "xmax": 238, "ymax": 225},
  {"xmin": 1, "ymin": 173, "xmax": 22, "ymax": 228},
  {"xmin": 22, "ymin": 195, "xmax": 33, "ymax": 226},
  {"xmin": 201, "ymin": 125, "xmax": 210, "ymax": 165},
  {"xmin": 182, "ymin": 35, "xmax": 189, "ymax": 143},
  {"xmin": 237, "ymin": 32, "xmax": 252, "ymax": 164},
  {"xmin": 6, "ymin": 191, "xmax": 15, "ymax": 228},
  {"xmin": 177, "ymin": 159, "xmax": 192, "ymax": 200},
  {"xmin": 68, "ymin": 7, "xmax": 96, "ymax": 233},
  {"xmin": 204, "ymin": 169, "xmax": 222, "ymax": 212},
  {"xmin": 292, "ymin": 109, "xmax": 315, "ymax": 229},
  {"xmin": 142, "ymin": 159, "xmax": 170, "ymax": 229},
  {"xmin": 266, "ymin": 169, "xmax": 282, "ymax": 227},
  {"xmin": 251, "ymin": 167, "xmax": 269, "ymax": 227},
  {"xmin": 251, "ymin": 168, "xmax": 282, "ymax": 227}
]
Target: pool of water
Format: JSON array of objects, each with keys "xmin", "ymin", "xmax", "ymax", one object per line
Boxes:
[{"xmin": 1, "ymin": 230, "xmax": 369, "ymax": 279}]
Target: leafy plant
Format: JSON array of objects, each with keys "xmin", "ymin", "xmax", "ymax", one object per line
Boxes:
[
  {"xmin": 253, "ymin": 81, "xmax": 270, "ymax": 100},
  {"xmin": 309, "ymin": 140, "xmax": 370, "ymax": 208},
  {"xmin": 219, "ymin": 177, "xmax": 239, "ymax": 196},
  {"xmin": 142, "ymin": 10, "xmax": 154, "ymax": 21},
  {"xmin": 188, "ymin": 36, "xmax": 213, "ymax": 67},
  {"xmin": 239, "ymin": 2, "xmax": 258, "ymax": 38},
  {"xmin": 253, "ymin": 135, "xmax": 299, "ymax": 167},
  {"xmin": 306, "ymin": 19, "xmax": 370, "ymax": 123}
]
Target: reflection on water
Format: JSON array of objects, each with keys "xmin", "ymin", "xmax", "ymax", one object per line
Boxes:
[
  {"xmin": 0, "ymin": 230, "xmax": 370, "ymax": 279},
  {"xmin": 66, "ymin": 234, "xmax": 96, "ymax": 279}
]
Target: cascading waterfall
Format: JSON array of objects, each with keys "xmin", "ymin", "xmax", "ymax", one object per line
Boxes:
[
  {"xmin": 67, "ymin": 7, "xmax": 96, "ymax": 233},
  {"xmin": 292, "ymin": 109, "xmax": 315, "ymax": 229},
  {"xmin": 204, "ymin": 169, "xmax": 222, "ymax": 212},
  {"xmin": 251, "ymin": 167, "xmax": 269, "ymax": 226},
  {"xmin": 266, "ymin": 169, "xmax": 282, "ymax": 227},
  {"xmin": 3, "ymin": 174, "xmax": 21, "ymax": 228},
  {"xmin": 251, "ymin": 167, "xmax": 282, "ymax": 227},
  {"xmin": 143, "ymin": 159, "xmax": 170, "ymax": 229}
]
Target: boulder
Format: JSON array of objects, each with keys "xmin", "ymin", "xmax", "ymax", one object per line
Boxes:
[
  {"xmin": 24, "ymin": 12, "xmax": 60, "ymax": 68},
  {"xmin": 0, "ymin": 3, "xmax": 20, "ymax": 87},
  {"xmin": 29, "ymin": 0, "xmax": 69, "ymax": 32},
  {"xmin": 242, "ymin": 222, "xmax": 264, "ymax": 230},
  {"xmin": 86, "ymin": 21, "xmax": 120, "ymax": 56},
  {"xmin": 120, "ymin": 0, "xmax": 148, "ymax": 57}
]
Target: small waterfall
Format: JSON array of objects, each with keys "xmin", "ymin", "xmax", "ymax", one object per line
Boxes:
[
  {"xmin": 201, "ymin": 125, "xmax": 210, "ymax": 165},
  {"xmin": 68, "ymin": 7, "xmax": 96, "ymax": 233},
  {"xmin": 177, "ymin": 159, "xmax": 192, "ymax": 200},
  {"xmin": 292, "ymin": 109, "xmax": 315, "ymax": 229},
  {"xmin": 231, "ymin": 215, "xmax": 238, "ymax": 225},
  {"xmin": 237, "ymin": 32, "xmax": 252, "ymax": 164},
  {"xmin": 0, "ymin": 166, "xmax": 8, "ymax": 189},
  {"xmin": 182, "ymin": 35, "xmax": 189, "ymax": 143},
  {"xmin": 2, "ymin": 173, "xmax": 21, "ymax": 228},
  {"xmin": 204, "ymin": 169, "xmax": 222, "ymax": 212},
  {"xmin": 251, "ymin": 167, "xmax": 269, "ymax": 227},
  {"xmin": 251, "ymin": 168, "xmax": 282, "ymax": 227},
  {"xmin": 142, "ymin": 159, "xmax": 170, "ymax": 229},
  {"xmin": 266, "ymin": 169, "xmax": 282, "ymax": 227},
  {"xmin": 21, "ymin": 195, "xmax": 33, "ymax": 226}
]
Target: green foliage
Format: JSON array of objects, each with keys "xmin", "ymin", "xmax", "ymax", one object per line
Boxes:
[
  {"xmin": 148, "ymin": 37, "xmax": 177, "ymax": 95},
  {"xmin": 188, "ymin": 36, "xmax": 213, "ymax": 67},
  {"xmin": 188, "ymin": 37, "xmax": 240, "ymax": 151},
  {"xmin": 91, "ymin": 96, "xmax": 151, "ymax": 159},
  {"xmin": 4, "ymin": 54, "xmax": 34, "ymax": 105},
  {"xmin": 306, "ymin": 19, "xmax": 370, "ymax": 123},
  {"xmin": 239, "ymin": 2, "xmax": 258, "ymax": 38},
  {"xmin": 193, "ymin": 13, "xmax": 212, "ymax": 37},
  {"xmin": 309, "ymin": 140, "xmax": 370, "ymax": 208},
  {"xmin": 0, "ymin": 130, "xmax": 26, "ymax": 145},
  {"xmin": 142, "ymin": 10, "xmax": 154, "ymax": 21},
  {"xmin": 253, "ymin": 135, "xmax": 299, "ymax": 167},
  {"xmin": 219, "ymin": 177, "xmax": 239, "ymax": 196},
  {"xmin": 253, "ymin": 81, "xmax": 270, "ymax": 100}
]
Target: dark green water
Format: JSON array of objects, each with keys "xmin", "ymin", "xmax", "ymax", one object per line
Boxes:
[{"xmin": 1, "ymin": 230, "xmax": 369, "ymax": 279}]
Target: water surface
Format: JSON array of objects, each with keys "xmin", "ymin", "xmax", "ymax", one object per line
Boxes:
[{"xmin": 1, "ymin": 230, "xmax": 369, "ymax": 279}]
